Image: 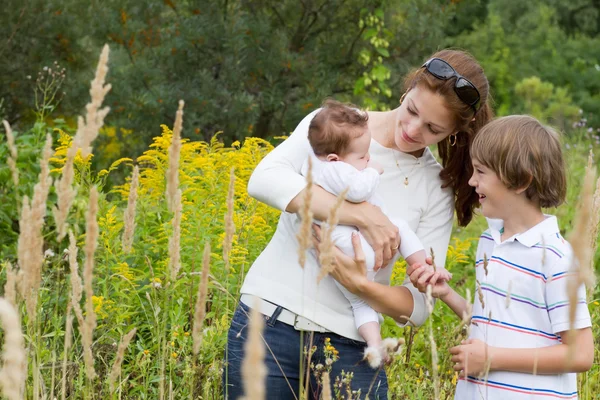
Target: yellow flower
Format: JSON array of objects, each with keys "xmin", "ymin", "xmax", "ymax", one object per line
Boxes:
[
  {"xmin": 173, "ymin": 332, "xmax": 179, "ymax": 337},
  {"xmin": 170, "ymin": 341, "xmax": 175, "ymax": 346},
  {"xmin": 184, "ymin": 332, "xmax": 190, "ymax": 336},
  {"xmin": 171, "ymin": 352, "xmax": 177, "ymax": 358},
  {"xmin": 594, "ymin": 301, "xmax": 599, "ymax": 306},
  {"xmin": 143, "ymin": 349, "xmax": 150, "ymax": 355}
]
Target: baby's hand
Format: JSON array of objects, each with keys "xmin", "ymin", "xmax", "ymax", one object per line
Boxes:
[
  {"xmin": 407, "ymin": 262, "xmax": 452, "ymax": 295},
  {"xmin": 367, "ymin": 159, "xmax": 384, "ymax": 174},
  {"xmin": 435, "ymin": 267, "xmax": 452, "ymax": 282}
]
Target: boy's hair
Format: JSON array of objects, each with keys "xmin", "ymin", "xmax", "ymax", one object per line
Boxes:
[
  {"xmin": 471, "ymin": 115, "xmax": 566, "ymax": 208},
  {"xmin": 308, "ymin": 99, "xmax": 368, "ymax": 157}
]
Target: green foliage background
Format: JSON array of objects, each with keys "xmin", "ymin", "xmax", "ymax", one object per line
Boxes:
[{"xmin": 1, "ymin": 0, "xmax": 600, "ymax": 398}]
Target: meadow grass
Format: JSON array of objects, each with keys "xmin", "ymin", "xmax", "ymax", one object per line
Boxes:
[{"xmin": 0, "ymin": 46, "xmax": 598, "ymax": 399}]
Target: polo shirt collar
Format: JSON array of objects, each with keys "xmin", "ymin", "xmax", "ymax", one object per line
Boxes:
[{"xmin": 486, "ymin": 215, "xmax": 560, "ymax": 247}]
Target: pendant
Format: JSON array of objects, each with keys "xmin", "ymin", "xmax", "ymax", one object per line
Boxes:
[{"xmin": 404, "ymin": 176, "xmax": 409, "ymax": 187}]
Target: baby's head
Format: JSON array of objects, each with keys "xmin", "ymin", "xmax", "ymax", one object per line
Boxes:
[
  {"xmin": 308, "ymin": 100, "xmax": 371, "ymax": 170},
  {"xmin": 469, "ymin": 115, "xmax": 566, "ymax": 213}
]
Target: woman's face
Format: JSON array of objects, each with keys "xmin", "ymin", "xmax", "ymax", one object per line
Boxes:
[{"xmin": 393, "ymin": 86, "xmax": 458, "ymax": 155}]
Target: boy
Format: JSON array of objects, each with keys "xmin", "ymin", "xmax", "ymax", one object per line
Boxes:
[
  {"xmin": 411, "ymin": 115, "xmax": 593, "ymax": 399},
  {"xmin": 304, "ymin": 100, "xmax": 451, "ymax": 365}
]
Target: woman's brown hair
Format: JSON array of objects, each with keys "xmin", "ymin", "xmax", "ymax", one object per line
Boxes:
[{"xmin": 403, "ymin": 49, "xmax": 494, "ymax": 226}]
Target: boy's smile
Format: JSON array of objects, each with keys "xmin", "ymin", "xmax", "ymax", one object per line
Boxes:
[{"xmin": 468, "ymin": 159, "xmax": 515, "ymax": 220}]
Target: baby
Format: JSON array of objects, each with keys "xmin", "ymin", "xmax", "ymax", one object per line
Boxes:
[{"xmin": 302, "ymin": 100, "xmax": 451, "ymax": 364}]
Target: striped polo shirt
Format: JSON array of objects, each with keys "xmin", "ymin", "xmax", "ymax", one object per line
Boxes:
[{"xmin": 455, "ymin": 215, "xmax": 592, "ymax": 400}]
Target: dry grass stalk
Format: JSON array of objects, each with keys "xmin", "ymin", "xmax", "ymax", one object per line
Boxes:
[
  {"xmin": 61, "ymin": 303, "xmax": 73, "ymax": 400},
  {"xmin": 425, "ymin": 285, "xmax": 439, "ymax": 400},
  {"xmin": 68, "ymin": 231, "xmax": 85, "ymax": 327},
  {"xmin": 482, "ymin": 253, "xmax": 489, "ymax": 276},
  {"xmin": 476, "ymin": 279, "xmax": 485, "ymax": 310},
  {"xmin": 193, "ymin": 242, "xmax": 211, "ymax": 356},
  {"xmin": 53, "ymin": 45, "xmax": 111, "ymax": 240},
  {"xmin": 108, "ymin": 328, "xmax": 137, "ymax": 394},
  {"xmin": 169, "ymin": 189, "xmax": 182, "ymax": 282},
  {"xmin": 321, "ymin": 371, "xmax": 332, "ymax": 400},
  {"xmin": 241, "ymin": 297, "xmax": 267, "ymax": 400},
  {"xmin": 3, "ymin": 262, "xmax": 17, "ymax": 307},
  {"xmin": 566, "ymin": 153, "xmax": 597, "ymax": 364},
  {"xmin": 0, "ymin": 298, "xmax": 26, "ymax": 400},
  {"xmin": 317, "ymin": 188, "xmax": 349, "ymax": 282},
  {"xmin": 82, "ymin": 186, "xmax": 99, "ymax": 380},
  {"xmin": 166, "ymin": 100, "xmax": 184, "ymax": 212},
  {"xmin": 223, "ymin": 167, "xmax": 236, "ymax": 272},
  {"xmin": 430, "ymin": 247, "xmax": 437, "ymax": 273},
  {"xmin": 122, "ymin": 166, "xmax": 139, "ymax": 253},
  {"xmin": 505, "ymin": 280, "xmax": 512, "ymax": 309},
  {"xmin": 17, "ymin": 134, "xmax": 52, "ymax": 323},
  {"xmin": 296, "ymin": 158, "xmax": 314, "ymax": 268},
  {"xmin": 2, "ymin": 120, "xmax": 19, "ymax": 186}
]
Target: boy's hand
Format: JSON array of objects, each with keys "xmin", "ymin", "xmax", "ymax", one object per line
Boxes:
[
  {"xmin": 450, "ymin": 339, "xmax": 493, "ymax": 377},
  {"xmin": 367, "ymin": 159, "xmax": 384, "ymax": 174}
]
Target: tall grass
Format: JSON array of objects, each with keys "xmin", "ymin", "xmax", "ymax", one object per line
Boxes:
[{"xmin": 0, "ymin": 45, "xmax": 598, "ymax": 399}]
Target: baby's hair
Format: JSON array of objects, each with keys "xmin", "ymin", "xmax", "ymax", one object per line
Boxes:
[
  {"xmin": 471, "ymin": 115, "xmax": 566, "ymax": 208},
  {"xmin": 308, "ymin": 99, "xmax": 368, "ymax": 157}
]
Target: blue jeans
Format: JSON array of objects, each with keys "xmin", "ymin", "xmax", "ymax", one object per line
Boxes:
[{"xmin": 223, "ymin": 301, "xmax": 388, "ymax": 399}]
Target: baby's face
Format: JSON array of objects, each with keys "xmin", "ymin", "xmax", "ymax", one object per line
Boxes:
[{"xmin": 339, "ymin": 128, "xmax": 371, "ymax": 170}]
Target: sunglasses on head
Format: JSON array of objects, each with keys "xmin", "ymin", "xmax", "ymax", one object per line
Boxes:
[{"xmin": 422, "ymin": 58, "xmax": 481, "ymax": 114}]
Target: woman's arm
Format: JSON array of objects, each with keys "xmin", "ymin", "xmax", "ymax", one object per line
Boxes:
[
  {"xmin": 450, "ymin": 328, "xmax": 594, "ymax": 376},
  {"xmin": 314, "ymin": 228, "xmax": 427, "ymax": 325},
  {"xmin": 248, "ymin": 109, "xmax": 400, "ymax": 268}
]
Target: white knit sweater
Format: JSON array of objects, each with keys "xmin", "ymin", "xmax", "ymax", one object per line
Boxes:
[{"xmin": 241, "ymin": 109, "xmax": 454, "ymax": 341}]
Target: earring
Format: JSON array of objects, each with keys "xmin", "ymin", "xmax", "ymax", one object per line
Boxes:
[
  {"xmin": 399, "ymin": 92, "xmax": 407, "ymax": 105},
  {"xmin": 449, "ymin": 133, "xmax": 457, "ymax": 147}
]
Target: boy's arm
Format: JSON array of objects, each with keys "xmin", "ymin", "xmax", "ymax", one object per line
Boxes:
[
  {"xmin": 451, "ymin": 327, "xmax": 594, "ymax": 375},
  {"xmin": 320, "ymin": 162, "xmax": 380, "ymax": 202}
]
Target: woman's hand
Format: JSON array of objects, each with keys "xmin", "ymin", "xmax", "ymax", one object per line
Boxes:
[
  {"xmin": 312, "ymin": 225, "xmax": 369, "ymax": 295},
  {"xmin": 450, "ymin": 339, "xmax": 493, "ymax": 377},
  {"xmin": 355, "ymin": 203, "xmax": 400, "ymax": 270}
]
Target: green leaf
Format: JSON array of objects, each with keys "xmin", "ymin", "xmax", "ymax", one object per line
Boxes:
[{"xmin": 376, "ymin": 47, "xmax": 390, "ymax": 57}]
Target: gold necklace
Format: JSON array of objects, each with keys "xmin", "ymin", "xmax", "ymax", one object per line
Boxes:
[{"xmin": 390, "ymin": 148, "xmax": 420, "ymax": 187}]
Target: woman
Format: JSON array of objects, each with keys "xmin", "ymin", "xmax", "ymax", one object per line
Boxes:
[{"xmin": 224, "ymin": 49, "xmax": 493, "ymax": 399}]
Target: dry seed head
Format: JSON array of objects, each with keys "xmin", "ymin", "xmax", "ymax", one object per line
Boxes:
[
  {"xmin": 430, "ymin": 247, "xmax": 437, "ymax": 273},
  {"xmin": 241, "ymin": 297, "xmax": 267, "ymax": 400},
  {"xmin": 317, "ymin": 187, "xmax": 349, "ymax": 282},
  {"xmin": 122, "ymin": 166, "xmax": 139, "ymax": 253},
  {"xmin": 476, "ymin": 279, "xmax": 485, "ymax": 310},
  {"xmin": 78, "ymin": 44, "xmax": 111, "ymax": 158},
  {"xmin": 17, "ymin": 134, "xmax": 53, "ymax": 323},
  {"xmin": 193, "ymin": 241, "xmax": 211, "ymax": 355},
  {"xmin": 168, "ymin": 189, "xmax": 182, "ymax": 282},
  {"xmin": 54, "ymin": 47, "xmax": 110, "ymax": 239},
  {"xmin": 567, "ymin": 152, "xmax": 597, "ymax": 289},
  {"xmin": 483, "ymin": 253, "xmax": 489, "ymax": 276},
  {"xmin": 2, "ymin": 120, "xmax": 19, "ymax": 186},
  {"xmin": 108, "ymin": 328, "xmax": 137, "ymax": 394},
  {"xmin": 223, "ymin": 167, "xmax": 236, "ymax": 272},
  {"xmin": 3, "ymin": 262, "xmax": 17, "ymax": 307},
  {"xmin": 0, "ymin": 298, "xmax": 26, "ymax": 400},
  {"xmin": 296, "ymin": 157, "xmax": 314, "ymax": 268},
  {"xmin": 166, "ymin": 100, "xmax": 184, "ymax": 212}
]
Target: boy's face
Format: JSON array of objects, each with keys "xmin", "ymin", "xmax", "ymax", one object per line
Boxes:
[
  {"xmin": 468, "ymin": 159, "xmax": 518, "ymax": 219},
  {"xmin": 337, "ymin": 128, "xmax": 372, "ymax": 171}
]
